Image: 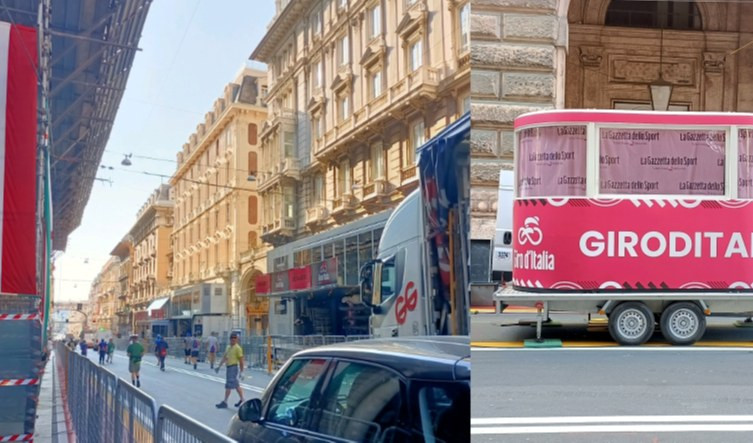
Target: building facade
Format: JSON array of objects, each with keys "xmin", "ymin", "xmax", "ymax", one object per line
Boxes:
[
  {"xmin": 469, "ymin": 0, "xmax": 753, "ymax": 300},
  {"xmin": 251, "ymin": 0, "xmax": 470, "ymax": 335},
  {"xmin": 170, "ymin": 68, "xmax": 268, "ymax": 337},
  {"xmin": 88, "ymin": 256, "xmax": 120, "ymax": 334}
]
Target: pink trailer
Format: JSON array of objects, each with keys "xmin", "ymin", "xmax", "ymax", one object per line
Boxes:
[{"xmin": 495, "ymin": 110, "xmax": 753, "ymax": 345}]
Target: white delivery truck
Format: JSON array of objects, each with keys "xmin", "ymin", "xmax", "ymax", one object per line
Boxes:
[
  {"xmin": 495, "ymin": 109, "xmax": 753, "ymax": 346},
  {"xmin": 492, "ymin": 170, "xmax": 514, "ymax": 283},
  {"xmin": 359, "ymin": 113, "xmax": 470, "ymax": 337}
]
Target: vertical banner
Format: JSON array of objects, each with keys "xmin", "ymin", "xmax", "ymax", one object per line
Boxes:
[{"xmin": 0, "ymin": 22, "xmax": 38, "ymax": 295}]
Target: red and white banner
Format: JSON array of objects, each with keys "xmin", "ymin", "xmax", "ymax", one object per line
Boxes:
[
  {"xmin": 514, "ymin": 198, "xmax": 753, "ymax": 292},
  {"xmin": 0, "ymin": 22, "xmax": 38, "ymax": 295}
]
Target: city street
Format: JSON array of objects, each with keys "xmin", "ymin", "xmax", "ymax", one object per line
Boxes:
[
  {"xmin": 471, "ymin": 347, "xmax": 753, "ymax": 443},
  {"xmin": 80, "ymin": 349, "xmax": 274, "ymax": 434}
]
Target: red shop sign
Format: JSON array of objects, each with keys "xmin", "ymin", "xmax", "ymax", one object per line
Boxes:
[
  {"xmin": 255, "ymin": 274, "xmax": 271, "ymax": 295},
  {"xmin": 289, "ymin": 266, "xmax": 312, "ymax": 291}
]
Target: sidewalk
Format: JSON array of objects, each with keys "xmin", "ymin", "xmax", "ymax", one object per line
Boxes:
[{"xmin": 34, "ymin": 350, "xmax": 72, "ymax": 443}]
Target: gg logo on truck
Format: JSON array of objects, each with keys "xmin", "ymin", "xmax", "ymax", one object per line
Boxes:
[{"xmin": 395, "ymin": 281, "xmax": 418, "ymax": 325}]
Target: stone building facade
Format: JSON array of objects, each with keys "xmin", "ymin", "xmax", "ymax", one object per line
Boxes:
[
  {"xmin": 470, "ymin": 0, "xmax": 753, "ymax": 288},
  {"xmin": 169, "ymin": 68, "xmax": 268, "ymax": 337},
  {"xmin": 251, "ymin": 0, "xmax": 470, "ymax": 335}
]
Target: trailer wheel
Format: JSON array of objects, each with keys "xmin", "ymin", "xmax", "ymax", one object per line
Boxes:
[
  {"xmin": 608, "ymin": 302, "xmax": 654, "ymax": 346},
  {"xmin": 659, "ymin": 302, "xmax": 706, "ymax": 346}
]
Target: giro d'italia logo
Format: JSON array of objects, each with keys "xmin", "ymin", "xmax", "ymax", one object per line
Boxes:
[{"xmin": 518, "ymin": 216, "xmax": 543, "ymax": 246}]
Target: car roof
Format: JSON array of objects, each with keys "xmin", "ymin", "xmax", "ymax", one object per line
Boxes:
[{"xmin": 291, "ymin": 336, "xmax": 470, "ymax": 381}]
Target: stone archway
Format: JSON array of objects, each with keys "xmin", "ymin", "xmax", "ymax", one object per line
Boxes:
[
  {"xmin": 564, "ymin": 0, "xmax": 744, "ymax": 112},
  {"xmin": 240, "ymin": 269, "xmax": 268, "ymax": 336}
]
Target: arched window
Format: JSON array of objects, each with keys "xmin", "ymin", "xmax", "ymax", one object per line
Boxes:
[{"xmin": 605, "ymin": 0, "xmax": 701, "ymax": 30}]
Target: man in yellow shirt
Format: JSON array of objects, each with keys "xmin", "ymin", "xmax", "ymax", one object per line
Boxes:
[{"xmin": 215, "ymin": 332, "xmax": 245, "ymax": 408}]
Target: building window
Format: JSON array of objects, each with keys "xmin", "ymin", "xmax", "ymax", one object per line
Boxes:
[
  {"xmin": 461, "ymin": 94, "xmax": 471, "ymax": 113},
  {"xmin": 248, "ymin": 231, "xmax": 258, "ymax": 249},
  {"xmin": 409, "ymin": 39, "xmax": 422, "ymax": 72},
  {"xmin": 314, "ymin": 173, "xmax": 324, "ymax": 205},
  {"xmin": 248, "ymin": 123, "xmax": 258, "ymax": 145},
  {"xmin": 248, "ymin": 196, "xmax": 258, "ymax": 224},
  {"xmin": 337, "ymin": 94, "xmax": 350, "ymax": 122},
  {"xmin": 312, "ymin": 10, "xmax": 321, "ymax": 36},
  {"xmin": 370, "ymin": 68, "xmax": 383, "ymax": 99},
  {"xmin": 284, "ymin": 187, "xmax": 295, "ymax": 219},
  {"xmin": 605, "ymin": 0, "xmax": 701, "ymax": 30},
  {"xmin": 337, "ymin": 159, "xmax": 351, "ymax": 197},
  {"xmin": 338, "ymin": 0, "xmax": 347, "ymax": 9},
  {"xmin": 370, "ymin": 142, "xmax": 384, "ymax": 181},
  {"xmin": 368, "ymin": 3, "xmax": 381, "ymax": 39},
  {"xmin": 337, "ymin": 34, "xmax": 349, "ymax": 66},
  {"xmin": 405, "ymin": 120, "xmax": 424, "ymax": 167},
  {"xmin": 311, "ymin": 115, "xmax": 321, "ymax": 140},
  {"xmin": 248, "ymin": 152, "xmax": 257, "ymax": 175},
  {"xmin": 283, "ymin": 130, "xmax": 295, "ymax": 158},
  {"xmin": 458, "ymin": 2, "xmax": 470, "ymax": 53},
  {"xmin": 313, "ymin": 59, "xmax": 323, "ymax": 89}
]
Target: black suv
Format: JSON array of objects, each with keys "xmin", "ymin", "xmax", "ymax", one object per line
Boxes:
[{"xmin": 227, "ymin": 336, "xmax": 470, "ymax": 443}]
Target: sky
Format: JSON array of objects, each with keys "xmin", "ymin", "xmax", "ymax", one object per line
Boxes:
[{"xmin": 54, "ymin": 0, "xmax": 276, "ymax": 301}]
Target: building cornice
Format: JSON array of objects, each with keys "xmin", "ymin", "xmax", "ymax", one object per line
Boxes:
[{"xmin": 250, "ymin": 0, "xmax": 309, "ymax": 62}]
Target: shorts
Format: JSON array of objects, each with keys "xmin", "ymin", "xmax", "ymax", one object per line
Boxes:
[
  {"xmin": 184, "ymin": 349, "xmax": 191, "ymax": 356},
  {"xmin": 191, "ymin": 350, "xmax": 199, "ymax": 357},
  {"xmin": 129, "ymin": 360, "xmax": 141, "ymax": 373},
  {"xmin": 225, "ymin": 365, "xmax": 240, "ymax": 389}
]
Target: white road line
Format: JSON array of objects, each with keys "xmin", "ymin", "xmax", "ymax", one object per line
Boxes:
[
  {"xmin": 472, "ymin": 415, "xmax": 753, "ymax": 425},
  {"xmin": 113, "ymin": 354, "xmax": 264, "ymax": 393},
  {"xmin": 471, "ymin": 424, "xmax": 753, "ymax": 435},
  {"xmin": 471, "ymin": 347, "xmax": 753, "ymax": 352}
]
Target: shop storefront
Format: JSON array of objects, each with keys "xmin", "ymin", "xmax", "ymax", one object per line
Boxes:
[
  {"xmin": 259, "ymin": 210, "xmax": 391, "ymax": 336},
  {"xmin": 147, "ymin": 296, "xmax": 170, "ymax": 337},
  {"xmin": 169, "ymin": 284, "xmax": 230, "ymax": 337},
  {"xmin": 133, "ymin": 310, "xmax": 149, "ymax": 337}
]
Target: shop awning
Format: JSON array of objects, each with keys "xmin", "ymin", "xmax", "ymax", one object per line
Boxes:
[{"xmin": 147, "ymin": 297, "xmax": 169, "ymax": 313}]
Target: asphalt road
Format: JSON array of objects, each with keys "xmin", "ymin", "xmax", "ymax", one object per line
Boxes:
[
  {"xmin": 80, "ymin": 349, "xmax": 275, "ymax": 435},
  {"xmin": 471, "ymin": 347, "xmax": 753, "ymax": 442}
]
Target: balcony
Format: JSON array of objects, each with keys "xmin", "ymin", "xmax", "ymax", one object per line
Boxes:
[
  {"xmin": 331, "ymin": 194, "xmax": 357, "ymax": 219},
  {"xmin": 305, "ymin": 205, "xmax": 329, "ymax": 229},
  {"xmin": 361, "ymin": 178, "xmax": 391, "ymax": 210},
  {"xmin": 260, "ymin": 216, "xmax": 296, "ymax": 245}
]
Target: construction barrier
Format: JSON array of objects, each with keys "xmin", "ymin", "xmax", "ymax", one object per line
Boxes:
[{"xmin": 55, "ymin": 342, "xmax": 228, "ymax": 443}]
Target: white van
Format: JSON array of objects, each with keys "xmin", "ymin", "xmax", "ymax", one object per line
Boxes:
[{"xmin": 492, "ymin": 170, "xmax": 514, "ymax": 282}]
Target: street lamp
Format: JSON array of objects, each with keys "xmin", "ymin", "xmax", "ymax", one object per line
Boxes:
[{"xmin": 649, "ymin": 29, "xmax": 673, "ymax": 111}]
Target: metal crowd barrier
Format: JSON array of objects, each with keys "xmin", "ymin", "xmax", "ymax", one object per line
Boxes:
[
  {"xmin": 156, "ymin": 405, "xmax": 235, "ymax": 443},
  {"xmin": 56, "ymin": 341, "xmax": 226, "ymax": 443},
  {"xmin": 113, "ymin": 334, "xmax": 373, "ymax": 372}
]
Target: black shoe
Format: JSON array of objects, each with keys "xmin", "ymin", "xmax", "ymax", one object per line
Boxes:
[
  {"xmin": 215, "ymin": 401, "xmax": 227, "ymax": 409},
  {"xmin": 234, "ymin": 400, "xmax": 244, "ymax": 407},
  {"xmin": 136, "ymin": 380, "xmax": 141, "ymax": 388},
  {"xmin": 194, "ymin": 363, "xmax": 197, "ymax": 370},
  {"xmin": 132, "ymin": 380, "xmax": 136, "ymax": 385}
]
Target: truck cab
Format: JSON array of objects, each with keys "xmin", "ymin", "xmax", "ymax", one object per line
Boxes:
[{"xmin": 359, "ymin": 113, "xmax": 470, "ymax": 338}]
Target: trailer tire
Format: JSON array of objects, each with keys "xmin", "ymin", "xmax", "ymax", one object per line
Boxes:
[
  {"xmin": 660, "ymin": 302, "xmax": 706, "ymax": 346},
  {"xmin": 608, "ymin": 302, "xmax": 654, "ymax": 346}
]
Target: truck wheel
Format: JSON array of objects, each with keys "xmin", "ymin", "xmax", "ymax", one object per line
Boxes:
[
  {"xmin": 608, "ymin": 302, "xmax": 654, "ymax": 346},
  {"xmin": 659, "ymin": 302, "xmax": 706, "ymax": 346}
]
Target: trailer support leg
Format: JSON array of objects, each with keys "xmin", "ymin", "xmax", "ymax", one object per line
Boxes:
[{"xmin": 535, "ymin": 302, "xmax": 544, "ymax": 342}]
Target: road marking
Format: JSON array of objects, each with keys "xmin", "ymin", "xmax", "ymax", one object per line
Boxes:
[
  {"xmin": 471, "ymin": 341, "xmax": 753, "ymax": 349},
  {"xmin": 472, "ymin": 415, "xmax": 753, "ymax": 425},
  {"xmin": 472, "ymin": 424, "xmax": 753, "ymax": 434},
  {"xmin": 471, "ymin": 416, "xmax": 753, "ymax": 435},
  {"xmin": 472, "ymin": 346, "xmax": 753, "ymax": 352},
  {"xmin": 113, "ymin": 354, "xmax": 264, "ymax": 393}
]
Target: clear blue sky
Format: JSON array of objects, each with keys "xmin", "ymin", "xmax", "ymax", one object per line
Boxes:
[{"xmin": 54, "ymin": 0, "xmax": 275, "ymax": 301}]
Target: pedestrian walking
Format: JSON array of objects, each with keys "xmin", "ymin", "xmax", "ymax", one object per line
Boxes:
[
  {"xmin": 107, "ymin": 338, "xmax": 115, "ymax": 364},
  {"xmin": 155, "ymin": 335, "xmax": 168, "ymax": 371},
  {"xmin": 79, "ymin": 340, "xmax": 87, "ymax": 356},
  {"xmin": 98, "ymin": 339, "xmax": 107, "ymax": 365},
  {"xmin": 206, "ymin": 332, "xmax": 218, "ymax": 369},
  {"xmin": 191, "ymin": 335, "xmax": 200, "ymax": 369},
  {"xmin": 126, "ymin": 334, "xmax": 145, "ymax": 387},
  {"xmin": 183, "ymin": 332, "xmax": 192, "ymax": 364},
  {"xmin": 215, "ymin": 332, "xmax": 245, "ymax": 408}
]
